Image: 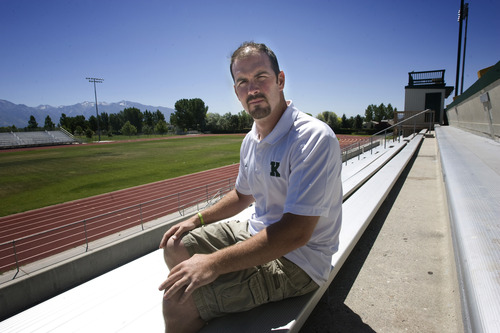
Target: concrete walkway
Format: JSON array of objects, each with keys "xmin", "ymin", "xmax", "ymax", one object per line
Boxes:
[{"xmin": 302, "ymin": 134, "xmax": 464, "ymax": 332}]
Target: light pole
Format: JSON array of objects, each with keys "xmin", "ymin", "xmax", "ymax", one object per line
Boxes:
[
  {"xmin": 460, "ymin": 3, "xmax": 469, "ymax": 95},
  {"xmin": 86, "ymin": 77, "xmax": 104, "ymax": 141},
  {"xmin": 454, "ymin": 0, "xmax": 467, "ymax": 98}
]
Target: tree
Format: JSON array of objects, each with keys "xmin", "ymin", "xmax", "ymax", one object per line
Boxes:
[
  {"xmin": 75, "ymin": 126, "xmax": 84, "ymax": 136},
  {"xmin": 317, "ymin": 111, "xmax": 340, "ymax": 131},
  {"xmin": 88, "ymin": 115, "xmax": 98, "ymax": 133},
  {"xmin": 155, "ymin": 120, "xmax": 169, "ymax": 134},
  {"xmin": 386, "ymin": 103, "xmax": 395, "ymax": 120},
  {"xmin": 144, "ymin": 109, "xmax": 167, "ymax": 133},
  {"xmin": 374, "ymin": 103, "xmax": 386, "ymax": 122},
  {"xmin": 73, "ymin": 115, "xmax": 88, "ymax": 134},
  {"xmin": 44, "ymin": 116, "xmax": 55, "ymax": 130},
  {"xmin": 238, "ymin": 110, "xmax": 253, "ymax": 131},
  {"xmin": 143, "ymin": 110, "xmax": 155, "ymax": 129},
  {"xmin": 59, "ymin": 113, "xmax": 69, "ymax": 131},
  {"xmin": 27, "ymin": 115, "xmax": 38, "ymax": 130},
  {"xmin": 143, "ymin": 125, "xmax": 153, "ymax": 135},
  {"xmin": 85, "ymin": 128, "xmax": 94, "ymax": 139},
  {"xmin": 100, "ymin": 112, "xmax": 110, "ymax": 134},
  {"xmin": 171, "ymin": 98, "xmax": 208, "ymax": 132},
  {"xmin": 205, "ymin": 113, "xmax": 221, "ymax": 133},
  {"xmin": 205, "ymin": 110, "xmax": 253, "ymax": 133},
  {"xmin": 153, "ymin": 110, "xmax": 166, "ymax": 124},
  {"xmin": 365, "ymin": 103, "xmax": 397, "ymax": 123},
  {"xmin": 121, "ymin": 121, "xmax": 137, "ymax": 136},
  {"xmin": 354, "ymin": 115, "xmax": 363, "ymax": 130},
  {"xmin": 122, "ymin": 107, "xmax": 143, "ymax": 133},
  {"xmin": 364, "ymin": 105, "xmax": 376, "ymax": 123},
  {"xmin": 219, "ymin": 113, "xmax": 234, "ymax": 132},
  {"xmin": 229, "ymin": 114, "xmax": 239, "ymax": 131},
  {"xmin": 109, "ymin": 113, "xmax": 123, "ymax": 134},
  {"xmin": 341, "ymin": 113, "xmax": 354, "ymax": 128}
]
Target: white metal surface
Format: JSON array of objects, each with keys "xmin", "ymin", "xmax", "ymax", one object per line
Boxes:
[
  {"xmin": 0, "ymin": 250, "xmax": 166, "ymax": 332},
  {"xmin": 436, "ymin": 126, "xmax": 500, "ymax": 333},
  {"xmin": 0, "ymin": 136, "xmax": 424, "ymax": 332}
]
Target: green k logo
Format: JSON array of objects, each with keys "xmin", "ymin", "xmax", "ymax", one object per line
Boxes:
[{"xmin": 270, "ymin": 161, "xmax": 280, "ymax": 177}]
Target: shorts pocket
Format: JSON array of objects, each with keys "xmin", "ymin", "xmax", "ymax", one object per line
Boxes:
[{"xmin": 218, "ymin": 269, "xmax": 267, "ymax": 313}]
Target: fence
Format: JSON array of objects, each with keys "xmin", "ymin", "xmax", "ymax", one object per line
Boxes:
[
  {"xmin": 1, "ymin": 122, "xmax": 433, "ymax": 283},
  {"xmin": 0, "ymin": 178, "xmax": 235, "ymax": 281},
  {"xmin": 408, "ymin": 70, "xmax": 445, "ymax": 86},
  {"xmin": 341, "ymin": 109, "xmax": 435, "ymax": 164}
]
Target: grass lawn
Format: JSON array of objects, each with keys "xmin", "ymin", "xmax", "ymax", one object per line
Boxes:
[{"xmin": 0, "ymin": 135, "xmax": 243, "ymax": 217}]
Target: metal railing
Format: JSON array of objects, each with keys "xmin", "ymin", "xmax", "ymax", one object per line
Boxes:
[
  {"xmin": 408, "ymin": 70, "xmax": 445, "ymax": 86},
  {"xmin": 0, "ymin": 178, "xmax": 236, "ymax": 282},
  {"xmin": 1, "ymin": 113, "xmax": 435, "ymax": 282},
  {"xmin": 341, "ymin": 109, "xmax": 434, "ymax": 165}
]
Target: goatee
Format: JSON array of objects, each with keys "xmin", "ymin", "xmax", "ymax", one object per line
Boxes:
[
  {"xmin": 249, "ymin": 104, "xmax": 271, "ymax": 119},
  {"xmin": 247, "ymin": 94, "xmax": 271, "ymax": 119}
]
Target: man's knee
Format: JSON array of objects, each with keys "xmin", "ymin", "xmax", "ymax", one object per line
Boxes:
[
  {"xmin": 163, "ymin": 235, "xmax": 190, "ymax": 269},
  {"xmin": 162, "ymin": 293, "xmax": 205, "ymax": 332}
]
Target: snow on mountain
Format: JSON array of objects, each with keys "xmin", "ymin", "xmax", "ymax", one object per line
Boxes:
[{"xmin": 0, "ymin": 100, "xmax": 175, "ymax": 128}]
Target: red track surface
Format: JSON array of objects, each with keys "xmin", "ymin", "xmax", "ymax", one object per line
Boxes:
[
  {"xmin": 0, "ymin": 164, "xmax": 239, "ymax": 272},
  {"xmin": 0, "ymin": 135, "xmax": 365, "ymax": 273}
]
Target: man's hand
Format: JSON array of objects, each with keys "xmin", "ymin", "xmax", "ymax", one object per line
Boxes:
[
  {"xmin": 158, "ymin": 253, "xmax": 219, "ymax": 303},
  {"xmin": 158, "ymin": 190, "xmax": 254, "ymax": 249},
  {"xmin": 159, "ymin": 218, "xmax": 198, "ymax": 249}
]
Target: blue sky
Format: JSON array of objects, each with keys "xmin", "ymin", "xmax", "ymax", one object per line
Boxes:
[{"xmin": 1, "ymin": 0, "xmax": 499, "ymax": 118}]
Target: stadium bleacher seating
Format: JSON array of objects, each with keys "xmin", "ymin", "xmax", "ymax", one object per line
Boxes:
[
  {"xmin": 0, "ymin": 130, "xmax": 77, "ymax": 149},
  {"xmin": 0, "ymin": 132, "xmax": 424, "ymax": 332}
]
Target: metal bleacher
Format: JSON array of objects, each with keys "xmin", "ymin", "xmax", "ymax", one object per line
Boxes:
[
  {"xmin": 0, "ymin": 131, "xmax": 421, "ymax": 332},
  {"xmin": 2, "ymin": 125, "xmax": 499, "ymax": 332},
  {"xmin": 0, "ymin": 130, "xmax": 77, "ymax": 149},
  {"xmin": 435, "ymin": 126, "xmax": 500, "ymax": 333}
]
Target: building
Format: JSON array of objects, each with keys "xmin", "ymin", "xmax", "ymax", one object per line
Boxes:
[{"xmin": 396, "ymin": 70, "xmax": 454, "ymax": 136}]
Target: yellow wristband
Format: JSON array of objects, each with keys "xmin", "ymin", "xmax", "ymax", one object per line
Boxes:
[{"xmin": 197, "ymin": 212, "xmax": 205, "ymax": 226}]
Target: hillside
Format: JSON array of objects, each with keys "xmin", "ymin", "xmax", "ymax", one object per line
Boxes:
[{"xmin": 0, "ymin": 99, "xmax": 174, "ymax": 128}]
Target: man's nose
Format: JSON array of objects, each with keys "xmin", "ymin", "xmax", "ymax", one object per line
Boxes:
[{"xmin": 247, "ymin": 80, "xmax": 260, "ymax": 94}]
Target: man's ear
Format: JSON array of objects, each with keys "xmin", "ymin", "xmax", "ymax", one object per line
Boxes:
[
  {"xmin": 278, "ymin": 71, "xmax": 285, "ymax": 90},
  {"xmin": 233, "ymin": 84, "xmax": 239, "ymax": 99}
]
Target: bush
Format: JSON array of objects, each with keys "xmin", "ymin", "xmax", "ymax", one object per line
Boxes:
[
  {"xmin": 121, "ymin": 121, "xmax": 137, "ymax": 136},
  {"xmin": 85, "ymin": 128, "xmax": 94, "ymax": 139}
]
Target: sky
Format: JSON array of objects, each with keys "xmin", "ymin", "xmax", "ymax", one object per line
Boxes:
[{"xmin": 1, "ymin": 0, "xmax": 499, "ymax": 118}]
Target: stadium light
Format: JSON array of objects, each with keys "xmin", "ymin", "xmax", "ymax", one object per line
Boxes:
[
  {"xmin": 454, "ymin": 0, "xmax": 470, "ymax": 98},
  {"xmin": 86, "ymin": 77, "xmax": 104, "ymax": 141},
  {"xmin": 460, "ymin": 3, "xmax": 469, "ymax": 95}
]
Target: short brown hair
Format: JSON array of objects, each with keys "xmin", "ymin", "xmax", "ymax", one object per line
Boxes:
[{"xmin": 230, "ymin": 42, "xmax": 280, "ymax": 81}]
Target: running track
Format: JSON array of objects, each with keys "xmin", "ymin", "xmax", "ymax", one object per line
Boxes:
[
  {"xmin": 0, "ymin": 165, "xmax": 239, "ymax": 273},
  {"xmin": 0, "ymin": 135, "xmax": 366, "ymax": 273}
]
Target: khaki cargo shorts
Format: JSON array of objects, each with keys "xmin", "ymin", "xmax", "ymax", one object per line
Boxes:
[{"xmin": 181, "ymin": 219, "xmax": 319, "ymax": 321}]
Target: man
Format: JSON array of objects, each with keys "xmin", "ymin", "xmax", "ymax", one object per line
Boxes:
[{"xmin": 158, "ymin": 42, "xmax": 342, "ymax": 332}]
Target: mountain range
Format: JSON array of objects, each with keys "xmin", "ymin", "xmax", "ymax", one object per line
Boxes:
[{"xmin": 0, "ymin": 99, "xmax": 175, "ymax": 128}]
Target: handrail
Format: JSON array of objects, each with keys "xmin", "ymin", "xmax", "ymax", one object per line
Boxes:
[
  {"xmin": 1, "ymin": 113, "xmax": 435, "ymax": 281},
  {"xmin": 374, "ymin": 108, "xmax": 433, "ymax": 137},
  {"xmin": 57, "ymin": 127, "xmax": 82, "ymax": 144},
  {"xmin": 0, "ymin": 180, "xmax": 233, "ymax": 247},
  {"xmin": 340, "ymin": 109, "xmax": 434, "ymax": 164},
  {"xmin": 0, "ymin": 177, "xmax": 236, "ymax": 281},
  {"xmin": 177, "ymin": 183, "xmax": 233, "ymax": 216}
]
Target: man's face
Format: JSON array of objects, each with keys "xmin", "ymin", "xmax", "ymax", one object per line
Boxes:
[{"xmin": 232, "ymin": 51, "xmax": 284, "ymax": 120}]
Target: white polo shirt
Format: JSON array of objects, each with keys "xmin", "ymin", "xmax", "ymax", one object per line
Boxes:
[{"xmin": 235, "ymin": 101, "xmax": 343, "ymax": 285}]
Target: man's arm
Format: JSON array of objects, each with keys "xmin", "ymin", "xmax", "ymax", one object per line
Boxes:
[
  {"xmin": 159, "ymin": 213, "xmax": 319, "ymax": 302},
  {"xmin": 159, "ymin": 189, "xmax": 254, "ymax": 248}
]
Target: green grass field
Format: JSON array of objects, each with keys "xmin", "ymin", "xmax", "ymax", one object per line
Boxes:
[{"xmin": 0, "ymin": 135, "xmax": 243, "ymax": 217}]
